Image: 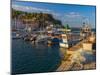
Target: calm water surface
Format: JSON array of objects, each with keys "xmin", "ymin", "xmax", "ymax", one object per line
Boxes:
[
  {"xmin": 12, "ymin": 28, "xmax": 96, "ymax": 74},
  {"xmin": 12, "ymin": 39, "xmax": 61, "ymax": 74}
]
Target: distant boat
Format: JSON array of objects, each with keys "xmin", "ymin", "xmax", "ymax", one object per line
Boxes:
[
  {"xmin": 80, "ymin": 22, "xmax": 92, "ymax": 38},
  {"xmin": 12, "ymin": 32, "xmax": 22, "ymax": 39}
]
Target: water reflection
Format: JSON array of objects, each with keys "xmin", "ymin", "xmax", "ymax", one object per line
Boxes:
[{"xmin": 12, "ymin": 39, "xmax": 61, "ymax": 74}]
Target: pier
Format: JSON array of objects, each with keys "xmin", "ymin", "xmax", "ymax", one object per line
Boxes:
[{"xmin": 56, "ymin": 35, "xmax": 95, "ymax": 71}]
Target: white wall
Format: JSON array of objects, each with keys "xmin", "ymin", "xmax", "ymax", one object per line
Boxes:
[{"xmin": 0, "ymin": 0, "xmax": 100, "ymax": 75}]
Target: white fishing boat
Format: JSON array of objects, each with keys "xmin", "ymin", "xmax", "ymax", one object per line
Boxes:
[{"xmin": 60, "ymin": 34, "xmax": 69, "ymax": 48}]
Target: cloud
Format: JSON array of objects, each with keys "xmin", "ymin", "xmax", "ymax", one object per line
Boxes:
[
  {"xmin": 12, "ymin": 4, "xmax": 51, "ymax": 13},
  {"xmin": 60, "ymin": 12, "xmax": 84, "ymax": 26},
  {"xmin": 65, "ymin": 12, "xmax": 81, "ymax": 18},
  {"xmin": 63, "ymin": 12, "xmax": 83, "ymax": 23}
]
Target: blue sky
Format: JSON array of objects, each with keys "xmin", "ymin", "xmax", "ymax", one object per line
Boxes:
[{"xmin": 12, "ymin": 1, "xmax": 96, "ymax": 28}]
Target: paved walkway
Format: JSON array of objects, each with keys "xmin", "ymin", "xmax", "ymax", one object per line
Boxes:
[{"xmin": 56, "ymin": 35, "xmax": 95, "ymax": 71}]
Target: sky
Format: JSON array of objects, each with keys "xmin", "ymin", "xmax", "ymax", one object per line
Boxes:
[{"xmin": 12, "ymin": 0, "xmax": 96, "ymax": 28}]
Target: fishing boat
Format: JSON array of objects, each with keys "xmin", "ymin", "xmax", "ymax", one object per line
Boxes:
[
  {"xmin": 60, "ymin": 34, "xmax": 69, "ymax": 48},
  {"xmin": 59, "ymin": 24, "xmax": 71, "ymax": 48}
]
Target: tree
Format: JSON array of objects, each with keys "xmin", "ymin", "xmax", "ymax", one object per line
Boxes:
[
  {"xmin": 64, "ymin": 24, "xmax": 70, "ymax": 29},
  {"xmin": 11, "ymin": 8, "xmax": 62, "ymax": 29}
]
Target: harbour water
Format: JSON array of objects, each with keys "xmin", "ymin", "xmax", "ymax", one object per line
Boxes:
[
  {"xmin": 12, "ymin": 39, "xmax": 61, "ymax": 74},
  {"xmin": 12, "ymin": 28, "xmax": 96, "ymax": 74}
]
